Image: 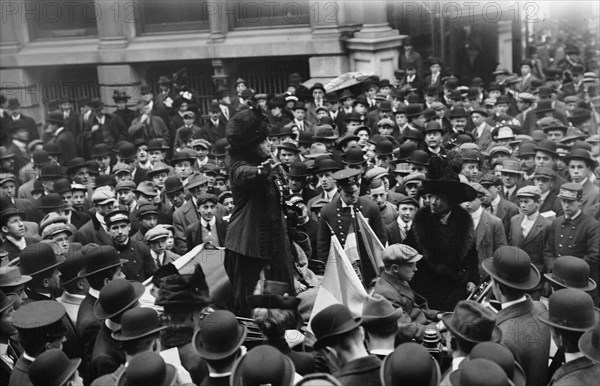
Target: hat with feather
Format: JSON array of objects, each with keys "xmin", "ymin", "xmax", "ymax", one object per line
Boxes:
[
  {"xmin": 422, "ymin": 155, "xmax": 477, "ymax": 205},
  {"xmin": 154, "ymin": 264, "xmax": 213, "ymax": 308}
]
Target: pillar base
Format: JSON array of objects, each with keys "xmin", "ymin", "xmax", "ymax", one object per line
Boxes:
[
  {"xmin": 345, "ymin": 31, "xmax": 403, "ymax": 80},
  {"xmin": 97, "ymin": 65, "xmax": 143, "ymax": 109}
]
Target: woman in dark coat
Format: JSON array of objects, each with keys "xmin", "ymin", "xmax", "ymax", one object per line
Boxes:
[
  {"xmin": 404, "ymin": 158, "xmax": 480, "ymax": 311},
  {"xmin": 224, "ymin": 102, "xmax": 295, "ymax": 316}
]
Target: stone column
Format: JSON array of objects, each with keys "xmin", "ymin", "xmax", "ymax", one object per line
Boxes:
[
  {"xmin": 97, "ymin": 65, "xmax": 143, "ymax": 111},
  {"xmin": 208, "ymin": 0, "xmax": 226, "ymax": 42},
  {"xmin": 344, "ymin": 1, "xmax": 403, "ymax": 80},
  {"xmin": 0, "ymin": 0, "xmax": 29, "ymax": 54},
  {"xmin": 95, "ymin": 0, "xmax": 129, "ymax": 49}
]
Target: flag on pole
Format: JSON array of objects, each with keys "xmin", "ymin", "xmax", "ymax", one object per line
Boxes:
[
  {"xmin": 309, "ymin": 235, "xmax": 368, "ymax": 327},
  {"xmin": 356, "ymin": 211, "xmax": 385, "ymax": 275}
]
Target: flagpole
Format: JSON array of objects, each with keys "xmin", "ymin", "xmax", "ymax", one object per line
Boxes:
[{"xmin": 350, "ymin": 205, "xmax": 366, "ymax": 286}]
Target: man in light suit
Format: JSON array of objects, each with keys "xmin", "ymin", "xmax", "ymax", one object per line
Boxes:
[
  {"xmin": 463, "ymin": 182, "xmax": 507, "ymax": 280},
  {"xmin": 172, "ymin": 174, "xmax": 207, "ymax": 255},
  {"xmin": 565, "ymin": 149, "xmax": 599, "ymax": 215},
  {"xmin": 185, "ymin": 193, "xmax": 227, "ymax": 252},
  {"xmin": 508, "ymin": 186, "xmax": 552, "ymax": 299},
  {"xmin": 469, "ymin": 108, "xmax": 493, "ymax": 152}
]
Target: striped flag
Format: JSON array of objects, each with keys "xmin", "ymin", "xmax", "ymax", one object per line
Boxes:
[
  {"xmin": 308, "ymin": 235, "xmax": 368, "ymax": 327},
  {"xmin": 356, "ymin": 211, "xmax": 385, "ymax": 275}
]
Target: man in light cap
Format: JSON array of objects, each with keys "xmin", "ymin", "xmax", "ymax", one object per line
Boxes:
[
  {"xmin": 74, "ymin": 186, "xmax": 116, "ymax": 245},
  {"xmin": 508, "ymin": 185, "xmax": 552, "ymax": 299},
  {"xmin": 373, "ymin": 244, "xmax": 442, "ymax": 342},
  {"xmin": 544, "ymin": 183, "xmax": 600, "ymax": 304},
  {"xmin": 145, "ymin": 225, "xmax": 179, "ymax": 267},
  {"xmin": 317, "ymin": 168, "xmax": 387, "ymax": 284}
]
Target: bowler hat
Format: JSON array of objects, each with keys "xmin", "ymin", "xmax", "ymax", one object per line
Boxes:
[
  {"xmin": 211, "ymin": 138, "xmax": 228, "ymax": 157},
  {"xmin": 405, "ymin": 103, "xmax": 424, "ymax": 118},
  {"xmin": 12, "ymin": 300, "xmax": 65, "ymax": 330},
  {"xmin": 147, "ymin": 139, "xmax": 168, "ymax": 151},
  {"xmin": 344, "ymin": 111, "xmax": 363, "ymax": 123},
  {"xmin": 297, "ymin": 131, "xmax": 313, "ymax": 146},
  {"xmin": 94, "ymin": 279, "xmax": 144, "ymax": 319},
  {"xmin": 123, "ymin": 352, "xmax": 176, "ymax": 386},
  {"xmin": 193, "ymin": 310, "xmax": 247, "ymax": 360},
  {"xmin": 46, "ymin": 112, "xmax": 64, "ymax": 126},
  {"xmin": 58, "ymin": 248, "xmax": 87, "ymax": 286},
  {"xmin": 408, "ymin": 150, "xmax": 429, "ymax": 166},
  {"xmin": 112, "ymin": 307, "xmax": 167, "ymax": 341},
  {"xmin": 0, "ymin": 266, "xmax": 32, "ymax": 288},
  {"xmin": 169, "ymin": 150, "xmax": 196, "ymax": 167},
  {"xmin": 112, "ymin": 90, "xmax": 130, "ymax": 102},
  {"xmin": 341, "ymin": 147, "xmax": 366, "ymax": 166},
  {"xmin": 517, "ymin": 142, "xmax": 537, "ymax": 157},
  {"xmin": 466, "ymin": 342, "xmax": 525, "ymax": 386},
  {"xmin": 78, "ymin": 245, "xmax": 127, "ymax": 278},
  {"xmin": 39, "ymin": 164, "xmax": 64, "ymax": 180},
  {"xmin": 231, "ymin": 345, "xmax": 296, "ymax": 386},
  {"xmin": 52, "ymin": 178, "xmax": 72, "ymax": 195},
  {"xmin": 7, "ymin": 98, "xmax": 20, "ymax": 110},
  {"xmin": 579, "ymin": 319, "xmax": 600, "ymax": 365},
  {"xmin": 482, "ymin": 246, "xmax": 540, "ymax": 290},
  {"xmin": 535, "ymin": 100, "xmax": 554, "ymax": 114},
  {"xmin": 95, "ymin": 174, "xmax": 117, "ymax": 189},
  {"xmin": 313, "ymin": 125, "xmax": 338, "ymax": 140},
  {"xmin": 565, "ymin": 148, "xmax": 596, "ymax": 169},
  {"xmin": 423, "ymin": 121, "xmax": 444, "ymax": 134},
  {"xmin": 32, "ymin": 150, "xmax": 51, "ymax": 167},
  {"xmin": 568, "ymin": 108, "xmax": 592, "ymax": 124},
  {"xmin": 441, "ymin": 300, "xmax": 501, "ymax": 343},
  {"xmin": 164, "ymin": 175, "xmax": 184, "ymax": 194},
  {"xmin": 90, "ymin": 143, "xmax": 111, "ymax": 158},
  {"xmin": 449, "ymin": 358, "xmax": 510, "ymax": 386},
  {"xmin": 381, "ymin": 342, "xmax": 440, "ymax": 386},
  {"xmin": 311, "ymin": 304, "xmax": 361, "ymax": 349},
  {"xmin": 19, "ymin": 243, "xmax": 66, "ymax": 277},
  {"xmin": 315, "ymin": 158, "xmax": 341, "ymax": 174},
  {"xmin": 117, "ymin": 142, "xmax": 137, "ymax": 161},
  {"xmin": 375, "ymin": 139, "xmax": 394, "ymax": 156},
  {"xmin": 29, "ymin": 349, "xmax": 81, "ymax": 386},
  {"xmin": 544, "ymin": 256, "xmax": 596, "ymax": 292},
  {"xmin": 537, "ymin": 288, "xmax": 600, "ymax": 332},
  {"xmin": 287, "ymin": 162, "xmax": 309, "ymax": 178},
  {"xmin": 533, "ymin": 139, "xmax": 558, "ymax": 158},
  {"xmin": 336, "ymin": 135, "xmax": 360, "ymax": 151},
  {"xmin": 361, "ymin": 294, "xmax": 403, "ymax": 327}
]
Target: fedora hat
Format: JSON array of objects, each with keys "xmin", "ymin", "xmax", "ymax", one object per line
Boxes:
[
  {"xmin": 466, "ymin": 342, "xmax": 526, "ymax": 386},
  {"xmin": 277, "ymin": 141, "xmax": 301, "ymax": 153},
  {"xmin": 0, "ymin": 291, "xmax": 17, "ymax": 314},
  {"xmin": 341, "ymin": 148, "xmax": 366, "ymax": 166},
  {"xmin": 186, "ymin": 173, "xmax": 208, "ymax": 191},
  {"xmin": 441, "ymin": 300, "xmax": 502, "ymax": 343},
  {"xmin": 381, "ymin": 342, "xmax": 440, "ymax": 386},
  {"xmin": 565, "ymin": 148, "xmax": 596, "ymax": 169},
  {"xmin": 311, "ymin": 304, "xmax": 361, "ymax": 349},
  {"xmin": 449, "ymin": 358, "xmax": 511, "ymax": 386},
  {"xmin": 482, "ymin": 246, "xmax": 540, "ymax": 290},
  {"xmin": 19, "ymin": 243, "xmax": 66, "ymax": 277},
  {"xmin": 247, "ymin": 280, "xmax": 300, "ymax": 309},
  {"xmin": 500, "ymin": 159, "xmax": 524, "ymax": 175},
  {"xmin": 535, "ymin": 100, "xmax": 555, "ymax": 114},
  {"xmin": 90, "ymin": 143, "xmax": 111, "ymax": 158},
  {"xmin": 579, "ymin": 319, "xmax": 600, "ymax": 365},
  {"xmin": 78, "ymin": 245, "xmax": 127, "ymax": 278},
  {"xmin": 315, "ymin": 158, "xmax": 341, "ymax": 174},
  {"xmin": 123, "ymin": 352, "xmax": 176, "ymax": 386},
  {"xmin": 94, "ymin": 279, "xmax": 145, "ymax": 319},
  {"xmin": 0, "ymin": 266, "xmax": 32, "ymax": 288},
  {"xmin": 313, "ymin": 125, "xmax": 339, "ymax": 140},
  {"xmin": 112, "ymin": 307, "xmax": 167, "ymax": 341},
  {"xmin": 561, "ymin": 127, "xmax": 587, "ymax": 144},
  {"xmin": 336, "ymin": 134, "xmax": 360, "ymax": 150},
  {"xmin": 449, "ymin": 107, "xmax": 469, "ymax": 119},
  {"xmin": 544, "ymin": 256, "xmax": 596, "ymax": 292},
  {"xmin": 361, "ymin": 294, "xmax": 403, "ymax": 327},
  {"xmin": 344, "ymin": 111, "xmax": 363, "ymax": 123},
  {"xmin": 29, "ymin": 349, "xmax": 81, "ymax": 386},
  {"xmin": 134, "ymin": 181, "xmax": 158, "ymax": 197},
  {"xmin": 533, "ymin": 139, "xmax": 559, "ymax": 158},
  {"xmin": 231, "ymin": 345, "xmax": 296, "ymax": 386},
  {"xmin": 405, "ymin": 103, "xmax": 424, "ymax": 118},
  {"xmin": 193, "ymin": 310, "xmax": 246, "ymax": 360},
  {"xmin": 147, "ymin": 139, "xmax": 167, "ymax": 151},
  {"xmin": 147, "ymin": 162, "xmax": 170, "ymax": 178},
  {"xmin": 536, "ymin": 288, "xmax": 600, "ymax": 332}
]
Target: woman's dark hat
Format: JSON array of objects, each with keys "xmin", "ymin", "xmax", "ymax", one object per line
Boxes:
[
  {"xmin": 155, "ymin": 264, "xmax": 213, "ymax": 306},
  {"xmin": 94, "ymin": 279, "xmax": 145, "ymax": 320},
  {"xmin": 536, "ymin": 288, "xmax": 600, "ymax": 332},
  {"xmin": 112, "ymin": 307, "xmax": 167, "ymax": 341},
  {"xmin": 381, "ymin": 342, "xmax": 440, "ymax": 386},
  {"xmin": 544, "ymin": 256, "xmax": 596, "ymax": 292},
  {"xmin": 123, "ymin": 352, "xmax": 176, "ymax": 386},
  {"xmin": 231, "ymin": 344, "xmax": 296, "ymax": 386},
  {"xmin": 361, "ymin": 294, "xmax": 403, "ymax": 327},
  {"xmin": 465, "ymin": 342, "xmax": 526, "ymax": 386},
  {"xmin": 226, "ymin": 106, "xmax": 270, "ymax": 149},
  {"xmin": 247, "ymin": 280, "xmax": 300, "ymax": 310},
  {"xmin": 193, "ymin": 310, "xmax": 247, "ymax": 360},
  {"xmin": 579, "ymin": 319, "xmax": 600, "ymax": 365},
  {"xmin": 310, "ymin": 304, "xmax": 361, "ymax": 349},
  {"xmin": 482, "ymin": 246, "xmax": 540, "ymax": 291},
  {"xmin": 29, "ymin": 349, "xmax": 81, "ymax": 386},
  {"xmin": 441, "ymin": 300, "xmax": 502, "ymax": 343},
  {"xmin": 422, "ymin": 156, "xmax": 477, "ymax": 203}
]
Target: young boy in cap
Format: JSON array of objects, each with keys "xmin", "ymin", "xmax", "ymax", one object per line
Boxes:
[
  {"xmin": 372, "ymin": 244, "xmax": 442, "ymax": 343},
  {"xmin": 0, "ymin": 204, "xmax": 37, "ymax": 262},
  {"xmin": 536, "ymin": 289, "xmax": 600, "ymax": 385},
  {"xmin": 145, "ymin": 225, "xmax": 180, "ymax": 268},
  {"xmin": 386, "ymin": 195, "xmax": 419, "ymax": 244},
  {"xmin": 544, "ymin": 183, "xmax": 600, "ymax": 305},
  {"xmin": 130, "ymin": 203, "xmax": 159, "ymax": 245},
  {"xmin": 508, "ymin": 185, "xmax": 552, "ymax": 299},
  {"xmin": 317, "ymin": 168, "xmax": 387, "ymax": 284},
  {"xmin": 185, "ymin": 193, "xmax": 227, "ymax": 251},
  {"xmin": 105, "ymin": 209, "xmax": 157, "ymax": 282},
  {"xmin": 483, "ymin": 246, "xmax": 551, "ymax": 386},
  {"xmin": 76, "ymin": 244, "xmax": 127, "ymax": 385},
  {"xmin": 10, "ymin": 301, "xmax": 68, "ymax": 386}
]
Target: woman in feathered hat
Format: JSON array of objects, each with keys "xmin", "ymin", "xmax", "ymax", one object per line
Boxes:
[
  {"xmin": 224, "ymin": 100, "xmax": 295, "ymax": 316},
  {"xmin": 403, "ymin": 156, "xmax": 480, "ymax": 311}
]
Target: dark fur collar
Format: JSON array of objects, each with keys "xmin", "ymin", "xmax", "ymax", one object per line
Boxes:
[{"xmin": 412, "ymin": 206, "xmax": 474, "ymax": 269}]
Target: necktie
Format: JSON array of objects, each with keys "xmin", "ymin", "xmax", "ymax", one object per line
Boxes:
[
  {"xmin": 206, "ymin": 223, "xmax": 211, "ymax": 232},
  {"xmin": 223, "ymin": 108, "xmax": 229, "ymax": 120}
]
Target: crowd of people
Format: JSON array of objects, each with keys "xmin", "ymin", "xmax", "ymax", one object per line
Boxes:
[{"xmin": 0, "ymin": 31, "xmax": 599, "ymax": 385}]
